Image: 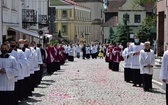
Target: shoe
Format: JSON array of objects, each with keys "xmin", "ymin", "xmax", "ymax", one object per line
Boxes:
[{"xmin": 132, "ymin": 84, "xmax": 137, "ymax": 87}]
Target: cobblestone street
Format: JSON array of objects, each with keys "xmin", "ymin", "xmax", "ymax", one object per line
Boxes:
[{"xmin": 20, "ymin": 58, "xmax": 166, "ymax": 105}]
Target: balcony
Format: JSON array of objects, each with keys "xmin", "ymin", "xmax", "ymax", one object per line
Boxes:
[
  {"xmin": 22, "ymin": 9, "xmax": 37, "ymax": 23},
  {"xmin": 38, "ymin": 15, "xmax": 48, "ymax": 25}
]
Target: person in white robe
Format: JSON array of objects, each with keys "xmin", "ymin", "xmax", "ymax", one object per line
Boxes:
[
  {"xmin": 139, "ymin": 41, "xmax": 155, "ymax": 91},
  {"xmin": 91, "ymin": 44, "xmax": 97, "ymax": 59},
  {"xmin": 122, "ymin": 42, "xmax": 132, "ymax": 82},
  {"xmin": 30, "ymin": 41, "xmax": 43, "ymax": 88},
  {"xmin": 0, "ymin": 44, "xmax": 18, "ymax": 105},
  {"xmin": 128, "ymin": 35, "xmax": 144, "ymax": 87},
  {"xmin": 9, "ymin": 39, "xmax": 28, "ymax": 101},
  {"xmin": 68, "ymin": 44, "xmax": 75, "ymax": 61},
  {"xmin": 86, "ymin": 44, "xmax": 91, "ymax": 59},
  {"xmin": 76, "ymin": 44, "xmax": 81, "ymax": 58},
  {"xmin": 160, "ymin": 46, "xmax": 168, "ymax": 105}
]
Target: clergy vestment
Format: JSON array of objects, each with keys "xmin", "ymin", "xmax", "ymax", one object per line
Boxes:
[
  {"xmin": 129, "ymin": 42, "xmax": 144, "ymax": 86},
  {"xmin": 54, "ymin": 46, "xmax": 61, "ymax": 71},
  {"xmin": 59, "ymin": 46, "xmax": 66, "ymax": 65},
  {"xmin": 46, "ymin": 46, "xmax": 55, "ymax": 74},
  {"xmin": 22, "ymin": 48, "xmax": 33, "ymax": 97},
  {"xmin": 107, "ymin": 45, "xmax": 114, "ymax": 70},
  {"xmin": 30, "ymin": 47, "xmax": 43, "ymax": 87},
  {"xmin": 122, "ymin": 47, "xmax": 132, "ymax": 82},
  {"xmin": 139, "ymin": 49, "xmax": 155, "ymax": 91},
  {"xmin": 112, "ymin": 47, "xmax": 122, "ymax": 71},
  {"xmin": 68, "ymin": 47, "xmax": 75, "ymax": 61},
  {"xmin": 0, "ymin": 54, "xmax": 18, "ymax": 105},
  {"xmin": 16, "ymin": 49, "xmax": 28, "ymax": 100},
  {"xmin": 76, "ymin": 45, "xmax": 81, "ymax": 58},
  {"xmin": 91, "ymin": 45, "xmax": 97, "ymax": 59},
  {"xmin": 86, "ymin": 46, "xmax": 91, "ymax": 59},
  {"xmin": 160, "ymin": 50, "xmax": 168, "ymax": 105}
]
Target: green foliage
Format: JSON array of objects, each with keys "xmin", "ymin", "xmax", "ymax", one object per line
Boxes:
[
  {"xmin": 50, "ymin": 38, "xmax": 59, "ymax": 45},
  {"xmin": 114, "ymin": 24, "xmax": 127, "ymax": 48},
  {"xmin": 107, "ymin": 27, "xmax": 115, "ymax": 43},
  {"xmin": 137, "ymin": 14, "xmax": 156, "ymax": 43}
]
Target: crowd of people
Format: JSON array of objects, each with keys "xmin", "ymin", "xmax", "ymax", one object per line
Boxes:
[
  {"xmin": 106, "ymin": 35, "xmax": 155, "ymax": 92},
  {"xmin": 1, "ymin": 36, "xmax": 168, "ymax": 105}
]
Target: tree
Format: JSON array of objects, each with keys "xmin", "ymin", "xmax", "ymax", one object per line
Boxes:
[
  {"xmin": 58, "ymin": 30, "xmax": 62, "ymax": 38},
  {"xmin": 114, "ymin": 24, "xmax": 127, "ymax": 48},
  {"xmin": 107, "ymin": 26, "xmax": 115, "ymax": 43}
]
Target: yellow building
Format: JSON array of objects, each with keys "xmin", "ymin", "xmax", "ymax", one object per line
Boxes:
[{"xmin": 50, "ymin": 0, "xmax": 92, "ymax": 43}]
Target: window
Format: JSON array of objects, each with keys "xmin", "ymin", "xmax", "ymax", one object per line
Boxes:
[
  {"xmin": 134, "ymin": 15, "xmax": 141, "ymax": 23},
  {"xmin": 62, "ymin": 10, "xmax": 67, "ymax": 18},
  {"xmin": 62, "ymin": 25, "xmax": 67, "ymax": 33}
]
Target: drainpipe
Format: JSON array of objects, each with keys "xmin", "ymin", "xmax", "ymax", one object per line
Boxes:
[{"xmin": 0, "ymin": 0, "xmax": 3, "ymax": 44}]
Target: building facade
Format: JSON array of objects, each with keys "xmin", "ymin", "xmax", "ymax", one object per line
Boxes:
[
  {"xmin": 102, "ymin": 0, "xmax": 154, "ymax": 43},
  {"xmin": 157, "ymin": 0, "xmax": 167, "ymax": 56},
  {"xmin": 50, "ymin": 0, "xmax": 91, "ymax": 43},
  {"xmin": 1, "ymin": 0, "xmax": 50, "ymax": 45},
  {"xmin": 74, "ymin": 0, "xmax": 104, "ymax": 43}
]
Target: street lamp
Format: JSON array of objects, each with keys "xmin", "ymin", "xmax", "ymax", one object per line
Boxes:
[{"xmin": 123, "ymin": 13, "xmax": 129, "ymax": 42}]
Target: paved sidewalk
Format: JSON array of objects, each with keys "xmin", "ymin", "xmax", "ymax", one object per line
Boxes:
[{"xmin": 20, "ymin": 58, "xmax": 166, "ymax": 105}]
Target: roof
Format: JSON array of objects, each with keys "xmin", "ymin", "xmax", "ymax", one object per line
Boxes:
[
  {"xmin": 106, "ymin": 0, "xmax": 154, "ymax": 12},
  {"xmin": 142, "ymin": 2, "xmax": 155, "ymax": 12},
  {"xmin": 101, "ymin": 16, "xmax": 118, "ymax": 27},
  {"xmin": 107, "ymin": 0, "xmax": 126, "ymax": 12},
  {"xmin": 64, "ymin": 0, "xmax": 90, "ymax": 9}
]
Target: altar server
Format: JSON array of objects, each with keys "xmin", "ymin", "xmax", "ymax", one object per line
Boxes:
[
  {"xmin": 122, "ymin": 42, "xmax": 132, "ymax": 82},
  {"xmin": 9, "ymin": 40, "xmax": 27, "ymax": 101},
  {"xmin": 160, "ymin": 46, "xmax": 168, "ymax": 105},
  {"xmin": 91, "ymin": 44, "xmax": 97, "ymax": 59},
  {"xmin": 0, "ymin": 44, "xmax": 18, "ymax": 105},
  {"xmin": 129, "ymin": 35, "xmax": 144, "ymax": 87},
  {"xmin": 76, "ymin": 44, "xmax": 81, "ymax": 58},
  {"xmin": 86, "ymin": 44, "xmax": 91, "ymax": 59},
  {"xmin": 30, "ymin": 41, "xmax": 43, "ymax": 87},
  {"xmin": 68, "ymin": 44, "xmax": 75, "ymax": 61},
  {"xmin": 23, "ymin": 39, "xmax": 34, "ymax": 97},
  {"xmin": 139, "ymin": 41, "xmax": 155, "ymax": 91},
  {"xmin": 45, "ymin": 43, "xmax": 55, "ymax": 74},
  {"xmin": 112, "ymin": 43, "xmax": 123, "ymax": 71},
  {"xmin": 54, "ymin": 44, "xmax": 61, "ymax": 71},
  {"xmin": 106, "ymin": 43, "xmax": 114, "ymax": 70}
]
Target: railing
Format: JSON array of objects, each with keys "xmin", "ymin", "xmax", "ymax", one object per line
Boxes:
[
  {"xmin": 38, "ymin": 15, "xmax": 48, "ymax": 25},
  {"xmin": 22, "ymin": 9, "xmax": 37, "ymax": 23}
]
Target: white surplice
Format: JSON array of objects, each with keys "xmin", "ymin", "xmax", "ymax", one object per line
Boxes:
[
  {"xmin": 23, "ymin": 48, "xmax": 33, "ymax": 77},
  {"xmin": 160, "ymin": 50, "xmax": 168, "ymax": 84},
  {"xmin": 91, "ymin": 45, "xmax": 96, "ymax": 54},
  {"xmin": 122, "ymin": 47, "xmax": 132, "ymax": 68},
  {"xmin": 86, "ymin": 46, "xmax": 91, "ymax": 54},
  {"xmin": 139, "ymin": 49, "xmax": 155, "ymax": 74},
  {"xmin": 0, "ymin": 55, "xmax": 18, "ymax": 91},
  {"xmin": 128, "ymin": 43, "xmax": 144, "ymax": 69},
  {"xmin": 68, "ymin": 47, "xmax": 74, "ymax": 56},
  {"xmin": 30, "ymin": 47, "xmax": 43, "ymax": 71}
]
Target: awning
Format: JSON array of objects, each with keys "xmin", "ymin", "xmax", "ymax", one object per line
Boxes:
[
  {"xmin": 44, "ymin": 34, "xmax": 53, "ymax": 40},
  {"xmin": 9, "ymin": 26, "xmax": 39, "ymax": 37}
]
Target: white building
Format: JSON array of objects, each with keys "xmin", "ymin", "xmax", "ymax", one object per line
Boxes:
[{"xmin": 1, "ymin": 0, "xmax": 50, "ymax": 44}]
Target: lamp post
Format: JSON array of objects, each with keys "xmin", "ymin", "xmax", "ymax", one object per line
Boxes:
[{"xmin": 124, "ymin": 13, "xmax": 129, "ymax": 42}]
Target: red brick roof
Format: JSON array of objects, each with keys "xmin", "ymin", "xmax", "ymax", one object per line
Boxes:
[
  {"xmin": 107, "ymin": 0, "xmax": 126, "ymax": 12},
  {"xmin": 106, "ymin": 0, "xmax": 154, "ymax": 12},
  {"xmin": 102, "ymin": 16, "xmax": 118, "ymax": 27},
  {"xmin": 64, "ymin": 0, "xmax": 90, "ymax": 9}
]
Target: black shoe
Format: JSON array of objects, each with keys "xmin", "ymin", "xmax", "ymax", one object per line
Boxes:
[{"xmin": 132, "ymin": 84, "xmax": 137, "ymax": 87}]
